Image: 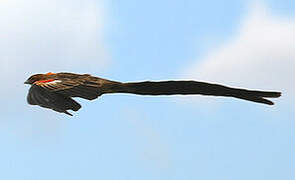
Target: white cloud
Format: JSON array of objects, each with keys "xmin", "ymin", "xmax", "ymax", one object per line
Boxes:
[
  {"xmin": 0, "ymin": 0, "xmax": 108, "ymax": 134},
  {"xmin": 0, "ymin": 0, "xmax": 108, "ymax": 87},
  {"xmin": 184, "ymin": 3, "xmax": 295, "ymax": 105}
]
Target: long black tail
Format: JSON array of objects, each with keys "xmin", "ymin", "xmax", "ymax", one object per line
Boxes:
[{"xmin": 104, "ymin": 80, "xmax": 281, "ymax": 105}]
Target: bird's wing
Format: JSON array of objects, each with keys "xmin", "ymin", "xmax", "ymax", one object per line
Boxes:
[
  {"xmin": 33, "ymin": 74, "xmax": 103, "ymax": 100},
  {"xmin": 33, "ymin": 78, "xmax": 83, "ymax": 91},
  {"xmin": 27, "ymin": 84, "xmax": 81, "ymax": 115}
]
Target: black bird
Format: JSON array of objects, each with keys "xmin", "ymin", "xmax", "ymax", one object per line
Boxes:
[{"xmin": 24, "ymin": 72, "xmax": 281, "ymax": 116}]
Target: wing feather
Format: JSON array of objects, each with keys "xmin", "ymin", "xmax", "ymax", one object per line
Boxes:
[
  {"xmin": 33, "ymin": 74, "xmax": 104, "ymax": 100},
  {"xmin": 27, "ymin": 85, "xmax": 81, "ymax": 115}
]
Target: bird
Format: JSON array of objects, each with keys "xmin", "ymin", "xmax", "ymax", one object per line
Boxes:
[{"xmin": 24, "ymin": 72, "xmax": 281, "ymax": 116}]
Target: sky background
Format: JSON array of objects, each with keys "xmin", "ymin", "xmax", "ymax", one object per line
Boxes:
[{"xmin": 0, "ymin": 0, "xmax": 294, "ymax": 179}]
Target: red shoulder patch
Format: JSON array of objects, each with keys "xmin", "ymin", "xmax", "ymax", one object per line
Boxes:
[
  {"xmin": 45, "ymin": 72, "xmax": 56, "ymax": 75},
  {"xmin": 35, "ymin": 79, "xmax": 55, "ymax": 84}
]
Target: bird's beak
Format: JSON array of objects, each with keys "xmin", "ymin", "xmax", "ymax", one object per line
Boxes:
[{"xmin": 24, "ymin": 80, "xmax": 30, "ymax": 84}]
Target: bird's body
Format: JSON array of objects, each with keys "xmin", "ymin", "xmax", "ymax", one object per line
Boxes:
[{"xmin": 25, "ymin": 72, "xmax": 281, "ymax": 116}]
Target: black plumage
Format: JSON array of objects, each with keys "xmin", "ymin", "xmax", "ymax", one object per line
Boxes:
[{"xmin": 25, "ymin": 72, "xmax": 281, "ymax": 116}]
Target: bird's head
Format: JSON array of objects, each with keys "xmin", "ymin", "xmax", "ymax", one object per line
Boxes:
[{"xmin": 24, "ymin": 72, "xmax": 57, "ymax": 85}]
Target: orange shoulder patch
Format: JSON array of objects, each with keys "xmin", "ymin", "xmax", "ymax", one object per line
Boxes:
[{"xmin": 45, "ymin": 72, "xmax": 56, "ymax": 75}]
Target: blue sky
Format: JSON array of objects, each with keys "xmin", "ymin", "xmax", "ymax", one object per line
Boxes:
[{"xmin": 0, "ymin": 0, "xmax": 294, "ymax": 179}]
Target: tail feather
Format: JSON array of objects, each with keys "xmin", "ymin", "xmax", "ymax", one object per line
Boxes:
[
  {"xmin": 229, "ymin": 88, "xmax": 281, "ymax": 105},
  {"xmin": 103, "ymin": 80, "xmax": 281, "ymax": 105}
]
